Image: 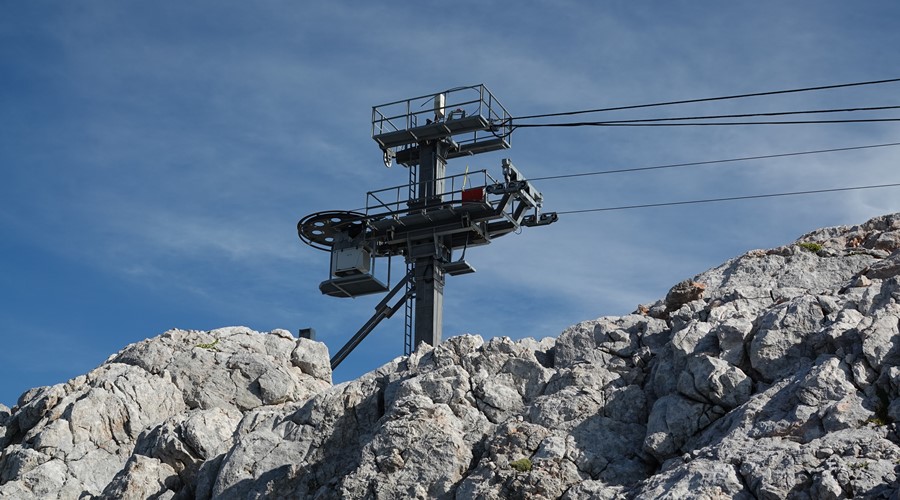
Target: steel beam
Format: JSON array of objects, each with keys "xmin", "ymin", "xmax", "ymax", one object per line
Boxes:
[{"xmin": 408, "ymin": 138, "xmax": 449, "ymax": 349}]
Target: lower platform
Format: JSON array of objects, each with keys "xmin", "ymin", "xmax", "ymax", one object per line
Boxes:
[{"xmin": 320, "ymin": 274, "xmax": 389, "ymax": 298}]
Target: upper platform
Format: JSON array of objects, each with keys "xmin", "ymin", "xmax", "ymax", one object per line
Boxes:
[{"xmin": 372, "ymin": 84, "xmax": 512, "ymax": 166}]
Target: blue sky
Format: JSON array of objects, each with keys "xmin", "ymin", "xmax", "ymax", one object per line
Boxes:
[{"xmin": 2, "ymin": 1, "xmax": 900, "ymax": 407}]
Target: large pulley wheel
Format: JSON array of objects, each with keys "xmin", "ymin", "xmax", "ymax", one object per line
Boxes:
[
  {"xmin": 297, "ymin": 210, "xmax": 367, "ymax": 251},
  {"xmin": 382, "ymin": 148, "xmax": 395, "ymax": 168}
]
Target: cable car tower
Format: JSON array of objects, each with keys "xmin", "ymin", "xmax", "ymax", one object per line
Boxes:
[{"xmin": 298, "ymin": 84, "xmax": 557, "ymax": 369}]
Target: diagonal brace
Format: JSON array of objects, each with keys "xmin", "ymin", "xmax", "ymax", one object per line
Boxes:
[{"xmin": 330, "ymin": 269, "xmax": 414, "ymax": 369}]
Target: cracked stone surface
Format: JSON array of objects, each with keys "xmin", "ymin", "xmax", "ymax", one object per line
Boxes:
[
  {"xmin": 0, "ymin": 327, "xmax": 331, "ymax": 499},
  {"xmin": 3, "ymin": 213, "xmax": 900, "ymax": 498}
]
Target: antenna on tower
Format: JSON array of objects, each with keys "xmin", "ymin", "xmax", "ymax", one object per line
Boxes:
[{"xmin": 298, "ymin": 84, "xmax": 558, "ymax": 369}]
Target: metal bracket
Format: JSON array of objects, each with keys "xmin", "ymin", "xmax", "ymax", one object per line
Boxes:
[{"xmin": 522, "ymin": 212, "xmax": 559, "ymax": 227}]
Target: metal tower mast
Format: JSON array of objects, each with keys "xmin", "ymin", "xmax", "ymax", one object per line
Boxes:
[
  {"xmin": 410, "ymin": 122, "xmax": 449, "ymax": 348},
  {"xmin": 298, "ymin": 85, "xmax": 558, "ymax": 369}
]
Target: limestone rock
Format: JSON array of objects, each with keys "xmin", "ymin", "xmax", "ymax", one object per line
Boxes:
[
  {"xmin": 4, "ymin": 212, "xmax": 900, "ymax": 498},
  {"xmin": 291, "ymin": 337, "xmax": 333, "ymax": 383},
  {"xmin": 0, "ymin": 327, "xmax": 332, "ymax": 498},
  {"xmin": 633, "ymin": 458, "xmax": 752, "ymax": 499},
  {"xmin": 665, "ymin": 279, "xmax": 706, "ymax": 312},
  {"xmin": 677, "ymin": 355, "xmax": 751, "ymax": 409},
  {"xmin": 99, "ymin": 455, "xmax": 180, "ymax": 500},
  {"xmin": 644, "ymin": 393, "xmax": 721, "ymax": 461},
  {"xmin": 0, "ymin": 404, "xmax": 8, "ymax": 449},
  {"xmin": 749, "ymin": 294, "xmax": 825, "ymax": 381}
]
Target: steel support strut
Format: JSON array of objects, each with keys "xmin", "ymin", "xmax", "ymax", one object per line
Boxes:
[{"xmin": 330, "ymin": 270, "xmax": 413, "ymax": 369}]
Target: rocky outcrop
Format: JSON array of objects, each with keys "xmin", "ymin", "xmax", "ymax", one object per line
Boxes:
[
  {"xmin": 0, "ymin": 327, "xmax": 331, "ymax": 499},
  {"xmin": 2, "ymin": 213, "xmax": 900, "ymax": 498}
]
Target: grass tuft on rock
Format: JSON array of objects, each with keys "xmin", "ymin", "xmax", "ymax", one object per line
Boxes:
[
  {"xmin": 797, "ymin": 242, "xmax": 823, "ymax": 253},
  {"xmin": 510, "ymin": 458, "xmax": 532, "ymax": 472}
]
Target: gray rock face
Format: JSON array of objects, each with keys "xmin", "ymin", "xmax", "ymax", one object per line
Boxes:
[
  {"xmin": 3, "ymin": 213, "xmax": 900, "ymax": 498},
  {"xmin": 0, "ymin": 327, "xmax": 331, "ymax": 498}
]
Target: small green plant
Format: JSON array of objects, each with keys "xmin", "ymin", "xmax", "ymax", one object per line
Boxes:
[
  {"xmin": 871, "ymin": 387, "xmax": 893, "ymax": 426},
  {"xmin": 866, "ymin": 415, "xmax": 890, "ymax": 426},
  {"xmin": 798, "ymin": 242, "xmax": 823, "ymax": 253},
  {"xmin": 195, "ymin": 338, "xmax": 221, "ymax": 352},
  {"xmin": 509, "ymin": 457, "xmax": 532, "ymax": 472}
]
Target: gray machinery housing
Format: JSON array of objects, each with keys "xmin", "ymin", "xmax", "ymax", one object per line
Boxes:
[{"xmin": 298, "ymin": 85, "xmax": 557, "ymax": 369}]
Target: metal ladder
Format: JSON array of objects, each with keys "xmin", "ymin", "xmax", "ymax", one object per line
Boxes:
[
  {"xmin": 403, "ymin": 164, "xmax": 417, "ymax": 355},
  {"xmin": 403, "ymin": 262, "xmax": 414, "ymax": 355}
]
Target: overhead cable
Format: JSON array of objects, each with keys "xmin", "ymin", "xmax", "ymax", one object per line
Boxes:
[
  {"xmin": 514, "ymin": 117, "xmax": 900, "ymax": 128},
  {"xmin": 556, "ymin": 182, "xmax": 900, "ymax": 215},
  {"xmin": 512, "ymin": 77, "xmax": 900, "ymax": 121},
  {"xmin": 530, "ymin": 141, "xmax": 900, "ymax": 181},
  {"xmin": 513, "ymin": 104, "xmax": 900, "ymax": 128}
]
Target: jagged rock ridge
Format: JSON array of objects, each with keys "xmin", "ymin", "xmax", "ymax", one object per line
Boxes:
[{"xmin": 1, "ymin": 213, "xmax": 899, "ymax": 499}]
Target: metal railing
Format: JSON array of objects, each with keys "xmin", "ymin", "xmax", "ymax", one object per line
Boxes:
[
  {"xmin": 371, "ymin": 84, "xmax": 513, "ymax": 150},
  {"xmin": 365, "ymin": 169, "xmax": 501, "ymax": 216}
]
